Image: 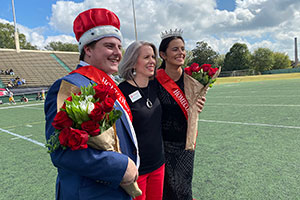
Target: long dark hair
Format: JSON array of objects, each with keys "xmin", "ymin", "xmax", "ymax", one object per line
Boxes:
[{"xmin": 158, "ymin": 36, "xmax": 184, "ymax": 69}]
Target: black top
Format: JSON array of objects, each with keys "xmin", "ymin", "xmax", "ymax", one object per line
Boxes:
[
  {"xmin": 157, "ymin": 72, "xmax": 187, "ymax": 143},
  {"xmin": 118, "ymin": 80, "xmax": 164, "ymax": 175}
]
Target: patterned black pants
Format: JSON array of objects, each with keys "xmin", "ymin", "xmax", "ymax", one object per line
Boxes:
[{"xmin": 163, "ymin": 141, "xmax": 195, "ymax": 200}]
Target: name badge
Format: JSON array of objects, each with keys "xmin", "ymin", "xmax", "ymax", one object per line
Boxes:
[{"xmin": 129, "ymin": 90, "xmax": 142, "ymax": 103}]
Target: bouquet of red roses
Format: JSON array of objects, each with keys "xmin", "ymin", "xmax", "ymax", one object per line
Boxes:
[
  {"xmin": 46, "ymin": 82, "xmax": 142, "ymax": 198},
  {"xmin": 46, "ymin": 83, "xmax": 122, "ymax": 153},
  {"xmin": 184, "ymin": 63, "xmax": 221, "ymax": 150}
]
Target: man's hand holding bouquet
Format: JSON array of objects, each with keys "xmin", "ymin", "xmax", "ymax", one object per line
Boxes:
[
  {"xmin": 184, "ymin": 63, "xmax": 221, "ymax": 150},
  {"xmin": 46, "ymin": 83, "xmax": 142, "ymax": 198}
]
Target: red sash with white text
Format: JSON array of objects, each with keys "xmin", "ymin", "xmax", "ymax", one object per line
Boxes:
[
  {"xmin": 156, "ymin": 69, "xmax": 189, "ymax": 120},
  {"xmin": 70, "ymin": 65, "xmax": 133, "ymax": 122}
]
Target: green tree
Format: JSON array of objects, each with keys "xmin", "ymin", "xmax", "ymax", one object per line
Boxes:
[
  {"xmin": 215, "ymin": 54, "xmax": 225, "ymax": 68},
  {"xmin": 251, "ymin": 48, "xmax": 274, "ymax": 72},
  {"xmin": 272, "ymin": 52, "xmax": 291, "ymax": 69},
  {"xmin": 0, "ymin": 23, "xmax": 37, "ymax": 50},
  {"xmin": 45, "ymin": 41, "xmax": 78, "ymax": 52},
  {"xmin": 223, "ymin": 43, "xmax": 251, "ymax": 71},
  {"xmin": 189, "ymin": 41, "xmax": 219, "ymax": 66},
  {"xmin": 184, "ymin": 50, "xmax": 193, "ymax": 67}
]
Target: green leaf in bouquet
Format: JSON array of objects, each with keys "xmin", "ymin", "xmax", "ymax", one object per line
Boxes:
[
  {"xmin": 192, "ymin": 71, "xmax": 203, "ymax": 82},
  {"xmin": 108, "ymin": 109, "xmax": 122, "ymax": 126},
  {"xmin": 65, "ymin": 104, "xmax": 76, "ymax": 122},
  {"xmin": 89, "ymin": 84, "xmax": 96, "ymax": 96},
  {"xmin": 80, "ymin": 84, "xmax": 95, "ymax": 97},
  {"xmin": 208, "ymin": 78, "xmax": 217, "ymax": 88},
  {"xmin": 203, "ymin": 75, "xmax": 209, "ymax": 85},
  {"xmin": 80, "ymin": 85, "xmax": 87, "ymax": 97},
  {"xmin": 72, "ymin": 106, "xmax": 84, "ymax": 125},
  {"xmin": 46, "ymin": 130, "xmax": 60, "ymax": 153},
  {"xmin": 79, "ymin": 107, "xmax": 91, "ymax": 123},
  {"xmin": 99, "ymin": 117, "xmax": 110, "ymax": 132},
  {"xmin": 71, "ymin": 93, "xmax": 80, "ymax": 102}
]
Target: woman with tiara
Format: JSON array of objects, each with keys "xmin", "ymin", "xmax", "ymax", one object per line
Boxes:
[{"xmin": 155, "ymin": 29, "xmax": 206, "ymax": 200}]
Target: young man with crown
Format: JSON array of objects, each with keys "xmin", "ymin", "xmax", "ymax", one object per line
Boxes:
[{"xmin": 45, "ymin": 8, "xmax": 139, "ymax": 200}]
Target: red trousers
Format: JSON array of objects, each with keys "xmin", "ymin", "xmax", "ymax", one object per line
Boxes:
[{"xmin": 134, "ymin": 164, "xmax": 165, "ymax": 200}]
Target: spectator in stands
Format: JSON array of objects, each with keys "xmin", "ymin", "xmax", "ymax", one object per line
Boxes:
[
  {"xmin": 36, "ymin": 92, "xmax": 42, "ymax": 100},
  {"xmin": 7, "ymin": 81, "xmax": 13, "ymax": 89},
  {"xmin": 20, "ymin": 95, "xmax": 28, "ymax": 103},
  {"xmin": 8, "ymin": 91, "xmax": 16, "ymax": 104},
  {"xmin": 0, "ymin": 69, "xmax": 4, "ymax": 74},
  {"xmin": 9, "ymin": 69, "xmax": 14, "ymax": 76},
  {"xmin": 17, "ymin": 79, "xmax": 22, "ymax": 87},
  {"xmin": 5, "ymin": 69, "xmax": 9, "ymax": 75},
  {"xmin": 21, "ymin": 78, "xmax": 26, "ymax": 84}
]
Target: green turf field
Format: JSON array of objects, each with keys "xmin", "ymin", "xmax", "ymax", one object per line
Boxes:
[
  {"xmin": 193, "ymin": 78, "xmax": 300, "ymax": 200},
  {"xmin": 0, "ymin": 77, "xmax": 299, "ymax": 199}
]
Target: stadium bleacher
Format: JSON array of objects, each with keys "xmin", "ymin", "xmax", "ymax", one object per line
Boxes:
[{"xmin": 0, "ymin": 49, "xmax": 79, "ymax": 89}]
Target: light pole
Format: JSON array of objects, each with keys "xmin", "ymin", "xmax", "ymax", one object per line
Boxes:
[
  {"xmin": 11, "ymin": 0, "xmax": 20, "ymax": 52},
  {"xmin": 132, "ymin": 0, "xmax": 138, "ymax": 41}
]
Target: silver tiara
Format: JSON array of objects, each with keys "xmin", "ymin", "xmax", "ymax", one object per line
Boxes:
[{"xmin": 160, "ymin": 28, "xmax": 183, "ymax": 40}]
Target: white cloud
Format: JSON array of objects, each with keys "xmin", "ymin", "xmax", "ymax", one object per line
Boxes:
[{"xmin": 44, "ymin": 35, "xmax": 77, "ymax": 45}]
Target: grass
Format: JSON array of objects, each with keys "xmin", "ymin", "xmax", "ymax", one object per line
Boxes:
[
  {"xmin": 0, "ymin": 102, "xmax": 57, "ymax": 200},
  {"xmin": 0, "ymin": 74, "xmax": 299, "ymax": 200},
  {"xmin": 192, "ymin": 78, "xmax": 300, "ymax": 200},
  {"xmin": 216, "ymin": 72, "xmax": 300, "ymax": 84}
]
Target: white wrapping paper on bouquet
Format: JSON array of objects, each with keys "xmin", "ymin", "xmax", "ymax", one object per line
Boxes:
[{"xmin": 183, "ymin": 68, "xmax": 221, "ymax": 151}]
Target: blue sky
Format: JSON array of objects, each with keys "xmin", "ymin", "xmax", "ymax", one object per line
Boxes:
[{"xmin": 1, "ymin": 0, "xmax": 300, "ymax": 60}]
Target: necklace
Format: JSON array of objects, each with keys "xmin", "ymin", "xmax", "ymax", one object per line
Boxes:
[{"xmin": 132, "ymin": 79, "xmax": 153, "ymax": 109}]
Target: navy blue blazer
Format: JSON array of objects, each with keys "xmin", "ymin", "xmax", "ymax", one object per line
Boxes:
[{"xmin": 45, "ymin": 67, "xmax": 138, "ymax": 200}]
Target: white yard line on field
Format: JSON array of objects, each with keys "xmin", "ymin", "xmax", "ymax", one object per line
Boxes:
[
  {"xmin": 205, "ymin": 103, "xmax": 300, "ymax": 107},
  {"xmin": 211, "ymin": 95, "xmax": 300, "ymax": 98},
  {"xmin": 199, "ymin": 119, "xmax": 300, "ymax": 129},
  {"xmin": 0, "ymin": 128, "xmax": 45, "ymax": 147},
  {"xmin": 0, "ymin": 103, "xmax": 44, "ymax": 110},
  {"xmin": 11, "ymin": 134, "xmax": 32, "ymax": 140}
]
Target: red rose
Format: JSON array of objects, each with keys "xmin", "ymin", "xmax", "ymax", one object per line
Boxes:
[
  {"xmin": 61, "ymin": 103, "xmax": 66, "ymax": 110},
  {"xmin": 89, "ymin": 102, "xmax": 105, "ymax": 121},
  {"xmin": 101, "ymin": 97, "xmax": 115, "ymax": 113},
  {"xmin": 190, "ymin": 63, "xmax": 200, "ymax": 72},
  {"xmin": 59, "ymin": 127, "xmax": 71, "ymax": 146},
  {"xmin": 201, "ymin": 64, "xmax": 211, "ymax": 72},
  {"xmin": 81, "ymin": 120, "xmax": 100, "ymax": 136},
  {"xmin": 66, "ymin": 96, "xmax": 72, "ymax": 102},
  {"xmin": 93, "ymin": 84, "xmax": 109, "ymax": 101},
  {"xmin": 67, "ymin": 128, "xmax": 89, "ymax": 150},
  {"xmin": 184, "ymin": 67, "xmax": 192, "ymax": 76},
  {"xmin": 208, "ymin": 67, "xmax": 217, "ymax": 77},
  {"xmin": 52, "ymin": 111, "xmax": 73, "ymax": 130},
  {"xmin": 107, "ymin": 88, "xmax": 117, "ymax": 101}
]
